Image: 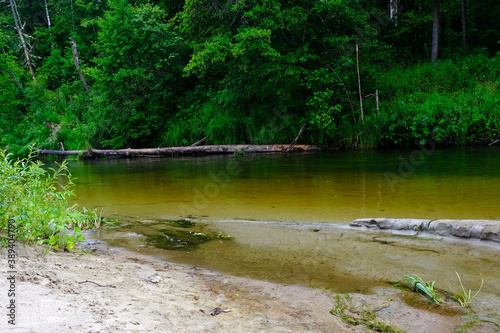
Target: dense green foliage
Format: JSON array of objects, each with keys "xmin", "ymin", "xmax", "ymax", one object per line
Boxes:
[
  {"xmin": 1, "ymin": 0, "xmax": 499, "ymax": 155},
  {"xmin": 0, "ymin": 150, "xmax": 109, "ymax": 251}
]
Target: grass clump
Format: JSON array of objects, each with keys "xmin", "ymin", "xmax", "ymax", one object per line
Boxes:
[
  {"xmin": 403, "ymin": 274, "xmax": 443, "ymax": 305},
  {"xmin": 453, "ymin": 272, "xmax": 484, "ymax": 308},
  {"xmin": 0, "ymin": 150, "xmax": 111, "ymax": 253}
]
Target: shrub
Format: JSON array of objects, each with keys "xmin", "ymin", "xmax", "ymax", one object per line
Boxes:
[{"xmin": 0, "ymin": 150, "xmax": 108, "ymax": 253}]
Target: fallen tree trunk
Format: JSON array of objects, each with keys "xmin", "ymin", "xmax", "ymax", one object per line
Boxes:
[{"xmin": 30, "ymin": 144, "xmax": 321, "ymax": 158}]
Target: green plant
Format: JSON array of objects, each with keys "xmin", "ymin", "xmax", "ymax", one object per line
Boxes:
[
  {"xmin": 0, "ymin": 150, "xmax": 112, "ymax": 254},
  {"xmin": 453, "ymin": 272, "xmax": 484, "ymax": 308},
  {"xmin": 216, "ymin": 231, "xmax": 233, "ymax": 239},
  {"xmin": 43, "ymin": 226, "xmax": 85, "ymax": 256},
  {"xmin": 403, "ymin": 274, "xmax": 443, "ymax": 305}
]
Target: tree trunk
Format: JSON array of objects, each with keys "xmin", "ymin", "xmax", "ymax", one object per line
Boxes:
[
  {"xmin": 461, "ymin": 0, "xmax": 467, "ymax": 49},
  {"xmin": 69, "ymin": 38, "xmax": 89, "ymax": 91},
  {"xmin": 30, "ymin": 144, "xmax": 322, "ymax": 158},
  {"xmin": 8, "ymin": 0, "xmax": 36, "ymax": 83},
  {"xmin": 8, "ymin": 68, "xmax": 21, "ymax": 88},
  {"xmin": 390, "ymin": 0, "xmax": 398, "ymax": 23},
  {"xmin": 70, "ymin": 0, "xmax": 75, "ymax": 30},
  {"xmin": 43, "ymin": 0, "xmax": 54, "ymax": 49},
  {"xmin": 356, "ymin": 44, "xmax": 364, "ymax": 122},
  {"xmin": 431, "ymin": 0, "xmax": 440, "ymax": 64}
]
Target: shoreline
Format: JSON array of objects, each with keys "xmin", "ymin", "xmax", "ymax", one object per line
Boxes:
[{"xmin": 1, "ymin": 244, "xmax": 495, "ymax": 332}]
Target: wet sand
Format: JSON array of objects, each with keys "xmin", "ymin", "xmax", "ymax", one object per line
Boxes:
[{"xmin": 1, "ymin": 244, "xmax": 497, "ymax": 333}]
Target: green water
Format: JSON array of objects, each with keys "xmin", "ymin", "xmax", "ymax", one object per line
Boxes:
[{"xmin": 68, "ymin": 146, "xmax": 500, "ymax": 317}]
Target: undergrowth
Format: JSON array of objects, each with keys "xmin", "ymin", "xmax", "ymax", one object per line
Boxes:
[{"xmin": 0, "ymin": 150, "xmax": 114, "ymax": 253}]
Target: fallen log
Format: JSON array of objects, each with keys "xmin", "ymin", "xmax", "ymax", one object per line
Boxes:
[{"xmin": 30, "ymin": 144, "xmax": 321, "ymax": 158}]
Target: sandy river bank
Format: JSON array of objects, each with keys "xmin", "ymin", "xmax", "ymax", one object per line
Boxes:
[{"xmin": 1, "ymin": 243, "xmax": 496, "ymax": 333}]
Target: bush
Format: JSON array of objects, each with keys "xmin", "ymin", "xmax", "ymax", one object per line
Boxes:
[
  {"xmin": 0, "ymin": 150, "xmax": 109, "ymax": 253},
  {"xmin": 371, "ymin": 53, "xmax": 500, "ymax": 147}
]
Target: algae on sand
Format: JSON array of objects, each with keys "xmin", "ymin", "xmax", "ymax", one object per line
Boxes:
[{"xmin": 146, "ymin": 229, "xmax": 211, "ymax": 249}]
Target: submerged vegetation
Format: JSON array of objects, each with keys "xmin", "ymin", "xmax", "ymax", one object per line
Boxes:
[
  {"xmin": 146, "ymin": 229, "xmax": 211, "ymax": 249},
  {"xmin": 0, "ymin": 150, "xmax": 113, "ymax": 252},
  {"xmin": 1, "ymin": 0, "xmax": 499, "ymax": 156},
  {"xmin": 330, "ymin": 294, "xmax": 406, "ymax": 333}
]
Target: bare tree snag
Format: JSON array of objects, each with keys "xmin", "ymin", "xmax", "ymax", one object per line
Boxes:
[
  {"xmin": 8, "ymin": 0, "xmax": 36, "ymax": 83},
  {"xmin": 43, "ymin": 0, "xmax": 54, "ymax": 49},
  {"xmin": 69, "ymin": 38, "xmax": 89, "ymax": 91},
  {"xmin": 285, "ymin": 123, "xmax": 307, "ymax": 153}
]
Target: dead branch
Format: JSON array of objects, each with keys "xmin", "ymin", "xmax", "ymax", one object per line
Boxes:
[{"xmin": 78, "ymin": 280, "xmax": 115, "ymax": 288}]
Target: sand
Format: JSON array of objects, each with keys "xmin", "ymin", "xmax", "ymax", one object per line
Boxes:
[{"xmin": 0, "ymin": 243, "xmax": 495, "ymax": 333}]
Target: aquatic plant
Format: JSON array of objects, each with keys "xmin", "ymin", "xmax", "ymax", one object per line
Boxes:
[
  {"xmin": 146, "ymin": 229, "xmax": 211, "ymax": 249},
  {"xmin": 403, "ymin": 275, "xmax": 443, "ymax": 305},
  {"xmin": 453, "ymin": 272, "xmax": 484, "ymax": 308},
  {"xmin": 216, "ymin": 231, "xmax": 233, "ymax": 239},
  {"xmin": 330, "ymin": 294, "xmax": 405, "ymax": 333}
]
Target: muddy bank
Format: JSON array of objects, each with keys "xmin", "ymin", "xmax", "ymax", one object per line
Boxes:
[
  {"xmin": 350, "ymin": 218, "xmax": 500, "ymax": 243},
  {"xmin": 2, "ymin": 244, "xmax": 495, "ymax": 333}
]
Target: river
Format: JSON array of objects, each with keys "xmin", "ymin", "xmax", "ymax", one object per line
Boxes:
[{"xmin": 67, "ymin": 146, "xmax": 500, "ymax": 316}]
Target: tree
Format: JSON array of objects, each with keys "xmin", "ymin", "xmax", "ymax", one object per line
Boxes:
[
  {"xmin": 7, "ymin": 0, "xmax": 35, "ymax": 82},
  {"xmin": 175, "ymin": 0, "xmax": 377, "ymax": 143},
  {"xmin": 92, "ymin": 0, "xmax": 186, "ymax": 148}
]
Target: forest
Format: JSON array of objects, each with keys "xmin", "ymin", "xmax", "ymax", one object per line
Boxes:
[{"xmin": 1, "ymin": 0, "xmax": 499, "ymax": 157}]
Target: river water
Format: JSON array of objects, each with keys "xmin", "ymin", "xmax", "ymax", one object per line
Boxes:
[{"xmin": 67, "ymin": 146, "xmax": 500, "ymax": 316}]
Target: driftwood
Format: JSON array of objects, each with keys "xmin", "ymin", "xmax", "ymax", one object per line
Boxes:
[
  {"xmin": 190, "ymin": 137, "xmax": 207, "ymax": 146},
  {"xmin": 284, "ymin": 122, "xmax": 307, "ymax": 153},
  {"xmin": 30, "ymin": 144, "xmax": 321, "ymax": 158},
  {"xmin": 78, "ymin": 280, "xmax": 115, "ymax": 288}
]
